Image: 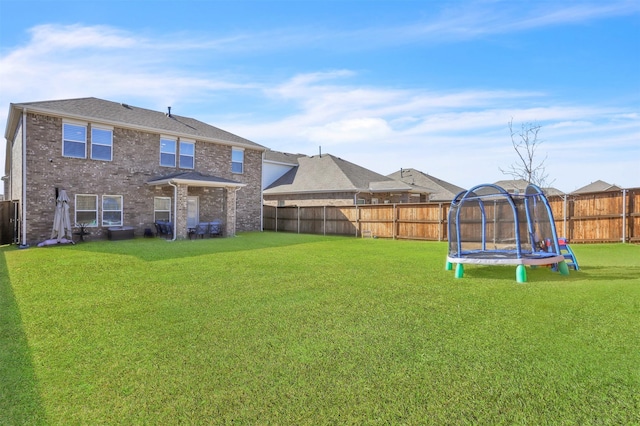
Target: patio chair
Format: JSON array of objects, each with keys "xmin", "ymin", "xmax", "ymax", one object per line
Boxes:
[
  {"xmin": 154, "ymin": 221, "xmax": 164, "ymax": 237},
  {"xmin": 209, "ymin": 220, "xmax": 222, "ymax": 237},
  {"xmin": 158, "ymin": 221, "xmax": 173, "ymax": 238},
  {"xmin": 194, "ymin": 222, "xmax": 208, "ymax": 239}
]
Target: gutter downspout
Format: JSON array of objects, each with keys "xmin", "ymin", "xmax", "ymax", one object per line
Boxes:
[
  {"xmin": 168, "ymin": 180, "xmax": 178, "ymax": 241},
  {"xmin": 21, "ymin": 109, "xmax": 27, "ymax": 247}
]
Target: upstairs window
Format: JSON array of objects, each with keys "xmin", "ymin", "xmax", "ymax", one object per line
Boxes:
[
  {"xmin": 102, "ymin": 195, "xmax": 123, "ymax": 226},
  {"xmin": 75, "ymin": 194, "xmax": 97, "ymax": 226},
  {"xmin": 179, "ymin": 140, "xmax": 194, "ymax": 169},
  {"xmin": 91, "ymin": 127, "xmax": 113, "ymax": 161},
  {"xmin": 63, "ymin": 123, "xmax": 87, "ymax": 158},
  {"xmin": 160, "ymin": 138, "xmax": 176, "ymax": 167},
  {"xmin": 232, "ymin": 148, "xmax": 244, "ymax": 174}
]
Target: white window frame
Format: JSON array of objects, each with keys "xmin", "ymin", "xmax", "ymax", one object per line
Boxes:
[
  {"xmin": 63, "ymin": 121, "xmax": 87, "ymax": 159},
  {"xmin": 90, "ymin": 125, "xmax": 113, "ymax": 161},
  {"xmin": 179, "ymin": 139, "xmax": 195, "ymax": 169},
  {"xmin": 102, "ymin": 195, "xmax": 123, "ymax": 226},
  {"xmin": 232, "ymin": 147, "xmax": 244, "ymax": 174},
  {"xmin": 154, "ymin": 197, "xmax": 172, "ymax": 222},
  {"xmin": 160, "ymin": 137, "xmax": 177, "ymax": 167},
  {"xmin": 75, "ymin": 194, "xmax": 98, "ymax": 226}
]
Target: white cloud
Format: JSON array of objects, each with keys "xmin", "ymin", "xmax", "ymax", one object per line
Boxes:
[
  {"xmin": 344, "ymin": 1, "xmax": 640, "ymax": 45},
  {"xmin": 28, "ymin": 24, "xmax": 139, "ymax": 50},
  {"xmin": 304, "ymin": 117, "xmax": 393, "ymax": 145}
]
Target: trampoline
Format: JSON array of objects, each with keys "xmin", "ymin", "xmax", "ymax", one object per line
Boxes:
[{"xmin": 445, "ymin": 183, "xmax": 569, "ymax": 282}]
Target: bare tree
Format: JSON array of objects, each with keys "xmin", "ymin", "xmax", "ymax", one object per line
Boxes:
[{"xmin": 500, "ymin": 118, "xmax": 554, "ymax": 189}]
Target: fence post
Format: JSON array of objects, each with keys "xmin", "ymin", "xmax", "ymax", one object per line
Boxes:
[
  {"xmin": 622, "ymin": 189, "xmax": 627, "ymax": 243},
  {"xmin": 393, "ymin": 204, "xmax": 397, "ymax": 239},
  {"xmin": 563, "ymin": 195, "xmax": 567, "ymax": 238},
  {"xmin": 439, "ymin": 203, "xmax": 443, "ymax": 242},
  {"xmin": 323, "ymin": 205, "xmax": 326, "ymax": 236}
]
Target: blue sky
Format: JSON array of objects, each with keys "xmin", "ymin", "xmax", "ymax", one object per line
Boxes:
[{"xmin": 1, "ymin": 0, "xmax": 638, "ymax": 193}]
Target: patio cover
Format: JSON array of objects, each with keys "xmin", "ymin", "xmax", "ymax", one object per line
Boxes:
[
  {"xmin": 147, "ymin": 171, "xmax": 246, "ymax": 239},
  {"xmin": 147, "ymin": 171, "xmax": 246, "ymax": 188}
]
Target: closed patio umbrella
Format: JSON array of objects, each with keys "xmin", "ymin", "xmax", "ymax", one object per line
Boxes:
[{"xmin": 51, "ymin": 189, "xmax": 73, "ymax": 242}]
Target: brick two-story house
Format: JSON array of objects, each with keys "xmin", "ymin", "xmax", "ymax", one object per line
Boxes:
[{"xmin": 3, "ymin": 97, "xmax": 265, "ymax": 245}]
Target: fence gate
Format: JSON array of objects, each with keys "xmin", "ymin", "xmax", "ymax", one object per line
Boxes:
[{"xmin": 0, "ymin": 201, "xmax": 19, "ymax": 245}]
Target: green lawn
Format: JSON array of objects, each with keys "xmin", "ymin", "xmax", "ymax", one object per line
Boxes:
[{"xmin": 2, "ymin": 233, "xmax": 639, "ymax": 425}]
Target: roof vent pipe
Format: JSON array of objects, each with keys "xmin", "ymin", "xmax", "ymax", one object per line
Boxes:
[{"xmin": 167, "ymin": 106, "xmax": 172, "ymax": 117}]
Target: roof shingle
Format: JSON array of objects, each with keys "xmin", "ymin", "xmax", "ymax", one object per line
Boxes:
[
  {"xmin": 12, "ymin": 97, "xmax": 264, "ymax": 149},
  {"xmin": 264, "ymin": 154, "xmax": 427, "ymax": 194}
]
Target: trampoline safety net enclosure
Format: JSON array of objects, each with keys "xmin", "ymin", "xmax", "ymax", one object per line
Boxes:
[{"xmin": 446, "ymin": 183, "xmax": 570, "ymax": 282}]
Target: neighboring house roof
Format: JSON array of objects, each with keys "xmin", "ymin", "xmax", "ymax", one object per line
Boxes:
[
  {"xmin": 147, "ymin": 171, "xmax": 246, "ymax": 188},
  {"xmin": 5, "ymin": 97, "xmax": 265, "ymax": 150},
  {"xmin": 263, "ymin": 149, "xmax": 305, "ymax": 165},
  {"xmin": 571, "ymin": 180, "xmax": 621, "ymax": 194},
  {"xmin": 492, "ymin": 179, "xmax": 531, "ymax": 193},
  {"xmin": 264, "ymin": 154, "xmax": 429, "ymax": 195},
  {"xmin": 491, "ymin": 179, "xmax": 565, "ymax": 196},
  {"xmin": 387, "ymin": 168, "xmax": 465, "ymax": 201}
]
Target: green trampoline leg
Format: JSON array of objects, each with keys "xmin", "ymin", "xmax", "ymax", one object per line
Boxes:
[
  {"xmin": 445, "ymin": 261, "xmax": 453, "ymax": 271},
  {"xmin": 454, "ymin": 263, "xmax": 464, "ymax": 278},
  {"xmin": 557, "ymin": 260, "xmax": 570, "ymax": 276},
  {"xmin": 516, "ymin": 265, "xmax": 527, "ymax": 283}
]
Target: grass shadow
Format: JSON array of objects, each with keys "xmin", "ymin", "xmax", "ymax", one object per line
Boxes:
[
  {"xmin": 570, "ymin": 265, "xmax": 640, "ymax": 282},
  {"xmin": 461, "ymin": 263, "xmax": 640, "ymax": 284},
  {"xmin": 65, "ymin": 231, "xmax": 342, "ymax": 262},
  {"xmin": 0, "ymin": 251, "xmax": 47, "ymax": 425}
]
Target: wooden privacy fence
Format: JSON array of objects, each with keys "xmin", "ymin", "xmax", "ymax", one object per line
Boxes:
[{"xmin": 263, "ymin": 188, "xmax": 640, "ymax": 243}]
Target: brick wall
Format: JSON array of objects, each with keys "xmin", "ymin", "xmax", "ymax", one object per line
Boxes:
[{"xmin": 21, "ymin": 112, "xmax": 263, "ymax": 244}]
